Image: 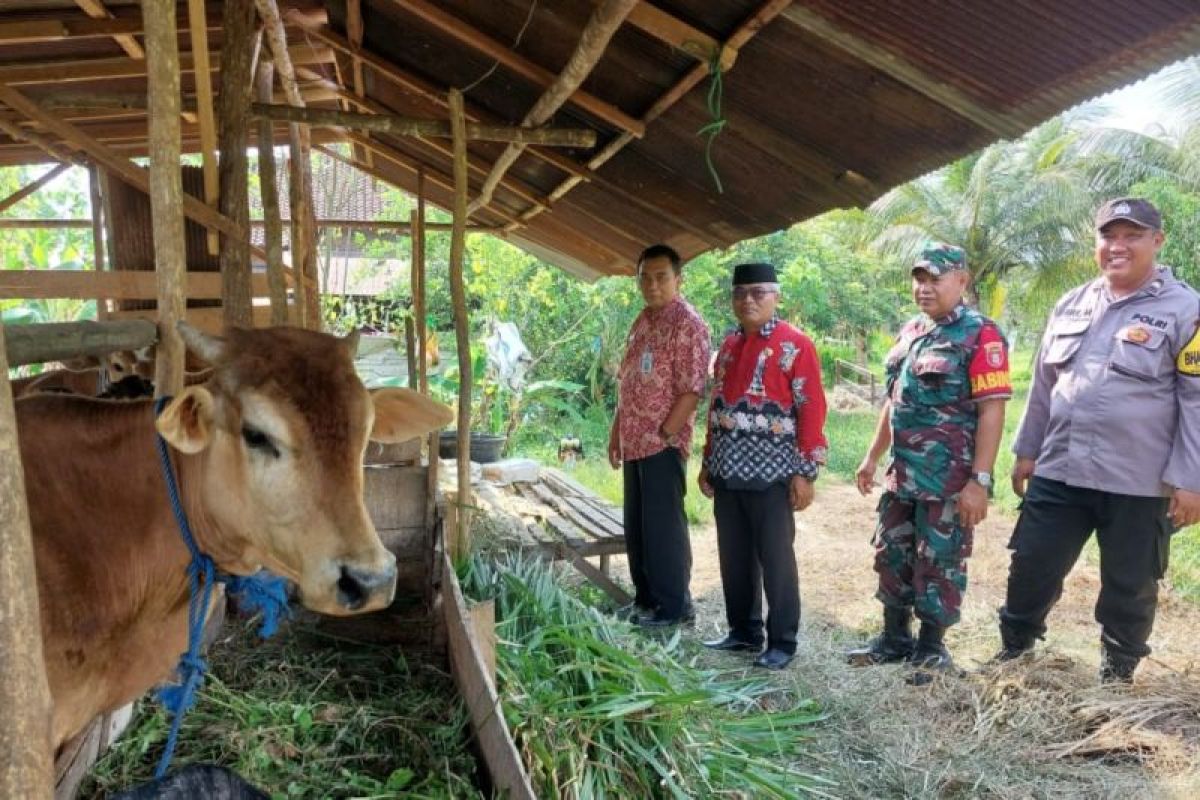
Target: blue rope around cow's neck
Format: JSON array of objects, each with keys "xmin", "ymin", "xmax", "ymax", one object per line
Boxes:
[{"xmin": 151, "ymin": 396, "xmax": 290, "ymax": 779}]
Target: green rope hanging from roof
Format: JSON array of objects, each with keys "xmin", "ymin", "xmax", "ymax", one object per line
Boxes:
[{"xmin": 696, "ymin": 46, "xmax": 728, "ymax": 194}]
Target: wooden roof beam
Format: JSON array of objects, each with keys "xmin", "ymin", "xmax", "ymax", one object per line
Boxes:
[
  {"xmin": 0, "ymin": 82, "xmax": 267, "ymax": 260},
  {"xmin": 469, "ymin": 0, "xmax": 637, "ymax": 217},
  {"xmin": 73, "ymin": 0, "xmax": 145, "ymax": 59},
  {"xmin": 0, "ymin": 8, "xmax": 222, "ymax": 44},
  {"xmin": 186, "ymin": 0, "xmax": 219, "ymax": 255},
  {"xmin": 394, "ymin": 0, "xmax": 644, "ymax": 136},
  {"xmin": 609, "ymin": 1, "xmax": 737, "ymax": 70},
  {"xmin": 780, "ymin": 5, "xmax": 1025, "ymax": 138},
  {"xmin": 509, "ymin": 0, "xmax": 799, "ymax": 242},
  {"xmin": 0, "ymin": 44, "xmax": 333, "ymax": 85},
  {"xmin": 0, "ymin": 114, "xmax": 86, "ymax": 166},
  {"xmin": 252, "ymin": 103, "xmax": 597, "ymax": 147},
  {"xmin": 286, "ymin": 24, "xmax": 593, "ymax": 181}
]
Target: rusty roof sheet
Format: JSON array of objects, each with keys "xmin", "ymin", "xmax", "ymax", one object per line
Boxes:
[{"xmin": 1, "ymin": 1, "xmax": 1198, "ymax": 280}]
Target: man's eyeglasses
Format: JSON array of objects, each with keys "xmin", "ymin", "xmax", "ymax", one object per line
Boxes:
[{"xmin": 732, "ymin": 287, "xmax": 778, "ymax": 302}]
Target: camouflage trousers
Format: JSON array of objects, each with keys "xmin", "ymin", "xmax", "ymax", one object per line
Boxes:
[{"xmin": 872, "ymin": 492, "xmax": 973, "ymax": 627}]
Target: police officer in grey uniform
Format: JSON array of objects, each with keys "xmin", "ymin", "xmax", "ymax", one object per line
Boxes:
[{"xmin": 996, "ymin": 197, "xmax": 1200, "ymax": 682}]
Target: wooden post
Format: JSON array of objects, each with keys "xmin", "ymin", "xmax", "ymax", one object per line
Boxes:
[
  {"xmin": 143, "ymin": 0, "xmax": 186, "ymax": 395},
  {"xmin": 411, "ymin": 171, "xmax": 427, "ymax": 394},
  {"xmin": 255, "ymin": 61, "xmax": 288, "ymax": 326},
  {"xmin": 217, "ymin": 0, "xmax": 256, "ymax": 328},
  {"xmin": 0, "ymin": 322, "xmax": 55, "ymax": 800},
  {"xmin": 88, "ymin": 164, "xmax": 108, "ymax": 319},
  {"xmin": 448, "ymin": 89, "xmax": 471, "ymax": 558},
  {"xmin": 404, "ymin": 316, "xmax": 417, "ymax": 390},
  {"xmin": 186, "ymin": 0, "xmax": 220, "ymax": 256}
]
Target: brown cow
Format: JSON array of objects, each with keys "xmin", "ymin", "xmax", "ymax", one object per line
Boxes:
[{"xmin": 19, "ymin": 323, "xmax": 453, "ymax": 749}]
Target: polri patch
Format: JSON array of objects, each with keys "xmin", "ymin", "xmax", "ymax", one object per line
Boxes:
[{"xmin": 1122, "ymin": 325, "xmax": 1152, "ymax": 345}]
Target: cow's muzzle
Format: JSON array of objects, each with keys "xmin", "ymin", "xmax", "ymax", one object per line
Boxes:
[{"xmin": 336, "ymin": 561, "xmax": 397, "ymax": 611}]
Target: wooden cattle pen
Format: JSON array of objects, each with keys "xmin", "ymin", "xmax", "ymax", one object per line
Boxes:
[{"xmin": 2, "ymin": 1, "xmax": 1200, "ymax": 797}]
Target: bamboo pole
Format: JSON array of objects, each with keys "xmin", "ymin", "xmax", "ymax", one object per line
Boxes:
[
  {"xmin": 468, "ymin": 0, "xmax": 636, "ymax": 216},
  {"xmin": 217, "ymin": 0, "xmax": 256, "ymax": 327},
  {"xmin": 143, "ymin": 0, "xmax": 185, "ymax": 396},
  {"xmin": 295, "ymin": 127, "xmax": 319, "ymax": 329},
  {"xmin": 256, "ymin": 61, "xmax": 288, "ymax": 326},
  {"xmin": 250, "ymin": 104, "xmax": 597, "ymax": 147},
  {"xmin": 448, "ymin": 89, "xmax": 471, "ymax": 557},
  {"xmin": 88, "ymin": 164, "xmax": 108, "ymax": 319},
  {"xmin": 0, "ymin": 321, "xmax": 54, "ymax": 800},
  {"xmin": 4, "ymin": 319, "xmax": 157, "ymax": 366}
]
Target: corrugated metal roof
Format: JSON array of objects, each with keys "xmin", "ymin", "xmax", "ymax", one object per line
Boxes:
[{"xmin": 1, "ymin": 1, "xmax": 1198, "ymax": 280}]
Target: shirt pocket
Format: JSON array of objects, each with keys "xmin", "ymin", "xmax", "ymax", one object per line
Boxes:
[
  {"xmin": 911, "ymin": 343, "xmax": 968, "ymax": 404},
  {"xmin": 1110, "ymin": 328, "xmax": 1169, "ymax": 381},
  {"xmin": 1042, "ymin": 318, "xmax": 1091, "ymax": 366}
]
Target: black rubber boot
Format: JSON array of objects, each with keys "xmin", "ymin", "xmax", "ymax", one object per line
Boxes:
[
  {"xmin": 990, "ymin": 620, "xmax": 1036, "ymax": 664},
  {"xmin": 846, "ymin": 606, "xmax": 916, "ymax": 666},
  {"xmin": 909, "ymin": 622, "xmax": 953, "ymax": 671},
  {"xmin": 1099, "ymin": 644, "xmax": 1139, "ymax": 685}
]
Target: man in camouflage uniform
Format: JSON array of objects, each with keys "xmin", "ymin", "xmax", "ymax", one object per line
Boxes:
[{"xmin": 849, "ymin": 243, "xmax": 1011, "ymax": 675}]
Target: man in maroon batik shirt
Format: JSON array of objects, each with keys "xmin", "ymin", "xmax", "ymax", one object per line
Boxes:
[
  {"xmin": 609, "ymin": 244, "xmax": 711, "ymax": 626},
  {"xmin": 700, "ymin": 262, "xmax": 828, "ymax": 669}
]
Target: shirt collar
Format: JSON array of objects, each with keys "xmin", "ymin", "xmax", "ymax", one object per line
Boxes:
[
  {"xmin": 930, "ymin": 304, "xmax": 966, "ymax": 326},
  {"xmin": 738, "ymin": 313, "xmax": 779, "ymax": 339}
]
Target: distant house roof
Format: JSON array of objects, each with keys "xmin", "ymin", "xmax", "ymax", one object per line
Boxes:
[{"xmin": 1, "ymin": 1, "xmax": 1198, "ymax": 281}]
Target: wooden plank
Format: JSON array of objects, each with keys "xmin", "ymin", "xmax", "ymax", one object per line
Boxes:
[
  {"xmin": 0, "ymin": 270, "xmax": 271, "ymax": 300},
  {"xmin": 527, "ymin": 481, "xmax": 618, "ymax": 542},
  {"xmin": 468, "ymin": 600, "xmax": 497, "ymax": 685},
  {"xmin": 0, "ymin": 116, "xmax": 85, "ymax": 168},
  {"xmin": 108, "ymin": 305, "xmax": 284, "ymax": 335},
  {"xmin": 74, "ymin": 0, "xmax": 145, "ymax": 59},
  {"xmin": 0, "ymin": 163, "xmax": 70, "ymax": 215},
  {"xmin": 561, "ymin": 494, "xmax": 624, "ymax": 539},
  {"xmin": 0, "ymin": 322, "xmax": 56, "ymax": 800},
  {"xmin": 559, "ymin": 547, "xmax": 632, "ymax": 606},
  {"xmin": 144, "ymin": 0, "xmax": 186, "ymax": 396},
  {"xmin": 397, "ymin": 0, "xmax": 642, "ymax": 136},
  {"xmin": 88, "ymin": 164, "xmax": 108, "ymax": 319},
  {"xmin": 441, "ymin": 551, "xmax": 538, "ymax": 800},
  {"xmin": 0, "ymin": 44, "xmax": 332, "ymax": 85},
  {"xmin": 620, "ymin": 0, "xmax": 735, "ymax": 69},
  {"xmin": 512, "ymin": 482, "xmax": 587, "ymax": 549},
  {"xmin": 0, "ymin": 11, "xmax": 222, "ymax": 44}
]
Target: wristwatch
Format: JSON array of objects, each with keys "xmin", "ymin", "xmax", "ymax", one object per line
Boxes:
[{"xmin": 970, "ymin": 471, "xmax": 993, "ymax": 489}]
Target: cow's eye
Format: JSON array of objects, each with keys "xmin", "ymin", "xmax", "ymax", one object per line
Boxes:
[{"xmin": 241, "ymin": 425, "xmax": 280, "ymax": 458}]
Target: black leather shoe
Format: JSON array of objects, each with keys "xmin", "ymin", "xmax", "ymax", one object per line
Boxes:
[
  {"xmin": 637, "ymin": 606, "xmax": 695, "ymax": 628},
  {"xmin": 752, "ymin": 648, "xmax": 794, "ymax": 670},
  {"xmin": 703, "ymin": 634, "xmax": 763, "ymax": 652}
]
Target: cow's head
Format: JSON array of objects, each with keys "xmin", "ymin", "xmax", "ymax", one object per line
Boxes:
[{"xmin": 155, "ymin": 324, "xmax": 453, "ymax": 616}]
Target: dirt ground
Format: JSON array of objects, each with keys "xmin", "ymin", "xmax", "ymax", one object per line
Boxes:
[{"xmin": 608, "ymin": 480, "xmax": 1200, "ymax": 799}]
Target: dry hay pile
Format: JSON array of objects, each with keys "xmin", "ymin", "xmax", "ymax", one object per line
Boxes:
[
  {"xmin": 829, "ymin": 385, "xmax": 876, "ymax": 412},
  {"xmin": 782, "ymin": 626, "xmax": 1200, "ymax": 798}
]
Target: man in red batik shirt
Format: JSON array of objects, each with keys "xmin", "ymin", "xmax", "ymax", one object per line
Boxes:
[
  {"xmin": 609, "ymin": 244, "xmax": 712, "ymax": 627},
  {"xmin": 700, "ymin": 262, "xmax": 828, "ymax": 670}
]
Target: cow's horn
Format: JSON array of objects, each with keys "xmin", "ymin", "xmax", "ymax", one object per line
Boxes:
[
  {"xmin": 177, "ymin": 322, "xmax": 226, "ymax": 363},
  {"xmin": 342, "ymin": 329, "xmax": 361, "ymax": 357}
]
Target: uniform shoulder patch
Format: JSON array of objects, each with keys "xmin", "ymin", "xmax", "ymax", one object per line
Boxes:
[{"xmin": 1179, "ymin": 324, "xmax": 1200, "ymax": 377}]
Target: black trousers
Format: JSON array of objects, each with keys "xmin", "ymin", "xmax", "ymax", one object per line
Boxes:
[
  {"xmin": 623, "ymin": 447, "xmax": 692, "ymax": 617},
  {"xmin": 713, "ymin": 483, "xmax": 800, "ymax": 654},
  {"xmin": 1000, "ymin": 476, "xmax": 1173, "ymax": 660}
]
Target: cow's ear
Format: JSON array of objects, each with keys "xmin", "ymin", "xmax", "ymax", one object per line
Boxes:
[
  {"xmin": 369, "ymin": 388, "xmax": 454, "ymax": 443},
  {"xmin": 156, "ymin": 386, "xmax": 216, "ymax": 453}
]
